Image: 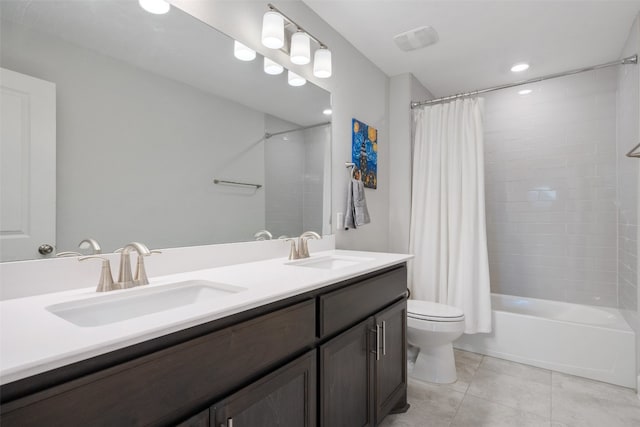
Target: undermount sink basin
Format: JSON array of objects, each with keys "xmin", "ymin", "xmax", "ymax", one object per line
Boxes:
[
  {"xmin": 286, "ymin": 255, "xmax": 374, "ymax": 270},
  {"xmin": 46, "ymin": 280, "xmax": 246, "ymax": 327}
]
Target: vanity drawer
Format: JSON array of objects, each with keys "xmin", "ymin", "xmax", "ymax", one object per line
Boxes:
[
  {"xmin": 318, "ymin": 265, "xmax": 407, "ymax": 338},
  {"xmin": 1, "ymin": 299, "xmax": 316, "ymax": 427}
]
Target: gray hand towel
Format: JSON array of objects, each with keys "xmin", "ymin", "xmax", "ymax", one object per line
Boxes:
[{"xmin": 344, "ymin": 177, "xmax": 370, "ymax": 229}]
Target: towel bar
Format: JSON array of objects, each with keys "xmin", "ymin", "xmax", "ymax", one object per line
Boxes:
[{"xmin": 213, "ymin": 179, "xmax": 262, "ymax": 189}]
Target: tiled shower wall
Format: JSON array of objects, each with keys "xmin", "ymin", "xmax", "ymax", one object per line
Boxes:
[{"xmin": 483, "ymin": 67, "xmax": 618, "ymax": 307}]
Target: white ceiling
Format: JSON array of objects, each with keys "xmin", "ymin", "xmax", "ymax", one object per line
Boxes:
[{"xmin": 303, "ymin": 0, "xmax": 640, "ymax": 98}]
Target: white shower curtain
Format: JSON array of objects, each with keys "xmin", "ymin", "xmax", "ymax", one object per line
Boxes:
[{"xmin": 409, "ymin": 98, "xmax": 492, "ymax": 334}]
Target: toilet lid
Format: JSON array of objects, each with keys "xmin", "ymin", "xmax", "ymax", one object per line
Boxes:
[{"xmin": 407, "ymin": 300, "xmax": 464, "ymax": 322}]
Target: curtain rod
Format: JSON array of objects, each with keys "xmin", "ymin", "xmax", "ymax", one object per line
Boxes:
[
  {"xmin": 411, "ymin": 54, "xmax": 638, "ymax": 109},
  {"xmin": 264, "ymin": 121, "xmax": 331, "ymax": 139}
]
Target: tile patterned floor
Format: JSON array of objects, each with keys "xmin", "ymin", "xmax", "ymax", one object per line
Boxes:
[{"xmin": 379, "ymin": 350, "xmax": 640, "ymax": 427}]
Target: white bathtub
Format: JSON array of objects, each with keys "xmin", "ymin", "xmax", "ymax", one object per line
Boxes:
[{"xmin": 454, "ymin": 294, "xmax": 636, "ymax": 388}]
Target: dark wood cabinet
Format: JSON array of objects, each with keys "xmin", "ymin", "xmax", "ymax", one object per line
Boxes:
[
  {"xmin": 320, "ymin": 318, "xmax": 376, "ymax": 427},
  {"xmin": 374, "ymin": 299, "xmax": 408, "ymax": 423},
  {"xmin": 211, "ymin": 350, "xmax": 316, "ymax": 427},
  {"xmin": 0, "ymin": 263, "xmax": 408, "ymax": 427},
  {"xmin": 319, "ymin": 299, "xmax": 408, "ymax": 427}
]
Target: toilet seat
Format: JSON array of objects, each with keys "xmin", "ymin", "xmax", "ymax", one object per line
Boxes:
[{"xmin": 408, "ymin": 300, "xmax": 464, "ymax": 322}]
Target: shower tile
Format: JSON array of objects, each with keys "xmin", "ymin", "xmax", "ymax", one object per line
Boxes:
[
  {"xmin": 450, "ymin": 395, "xmax": 550, "ymax": 427},
  {"xmin": 467, "ymin": 362, "xmax": 552, "ymax": 418},
  {"xmin": 551, "ymin": 373, "xmax": 640, "ymax": 427}
]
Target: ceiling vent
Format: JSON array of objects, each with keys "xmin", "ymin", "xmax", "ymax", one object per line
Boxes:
[{"xmin": 393, "ymin": 26, "xmax": 439, "ymax": 52}]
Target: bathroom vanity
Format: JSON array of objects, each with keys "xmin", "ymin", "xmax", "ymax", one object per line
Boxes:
[{"xmin": 0, "ymin": 252, "xmax": 410, "ymax": 426}]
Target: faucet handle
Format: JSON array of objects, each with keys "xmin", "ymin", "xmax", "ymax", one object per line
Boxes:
[
  {"xmin": 134, "ymin": 250, "xmax": 161, "ymax": 286},
  {"xmin": 79, "ymin": 255, "xmax": 117, "ymax": 292},
  {"xmin": 56, "ymin": 251, "xmax": 83, "ymax": 257},
  {"xmin": 284, "ymin": 238, "xmax": 299, "ymax": 260}
]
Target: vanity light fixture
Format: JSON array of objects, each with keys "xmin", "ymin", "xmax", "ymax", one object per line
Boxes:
[
  {"xmin": 288, "ymin": 70, "xmax": 306, "ymax": 87},
  {"xmin": 511, "ymin": 62, "xmax": 530, "ymax": 72},
  {"xmin": 138, "ymin": 0, "xmax": 170, "ymax": 15},
  {"xmin": 262, "ymin": 3, "xmax": 332, "ymax": 78},
  {"xmin": 262, "ymin": 11, "xmax": 285, "ymax": 49},
  {"xmin": 313, "ymin": 48, "xmax": 332, "ymax": 78},
  {"xmin": 234, "ymin": 41, "xmax": 256, "ymax": 61},
  {"xmin": 518, "ymin": 89, "xmax": 533, "ymax": 95},
  {"xmin": 290, "ymin": 31, "xmax": 311, "ymax": 65},
  {"xmin": 264, "ymin": 57, "xmax": 284, "ymax": 75}
]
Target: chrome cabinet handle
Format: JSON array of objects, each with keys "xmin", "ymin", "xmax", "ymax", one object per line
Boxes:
[
  {"xmin": 369, "ymin": 327, "xmax": 380, "ymax": 361},
  {"xmin": 375, "ymin": 324, "xmax": 381, "ymax": 361},
  {"xmin": 228, "ymin": 418, "xmax": 233, "ymax": 427},
  {"xmin": 382, "ymin": 321, "xmax": 386, "ymax": 356}
]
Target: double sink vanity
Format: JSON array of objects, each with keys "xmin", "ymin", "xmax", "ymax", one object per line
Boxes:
[{"xmin": 0, "ymin": 249, "xmax": 412, "ymax": 426}]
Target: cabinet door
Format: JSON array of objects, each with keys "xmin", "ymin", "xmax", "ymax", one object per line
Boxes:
[
  {"xmin": 320, "ymin": 317, "xmax": 375, "ymax": 427},
  {"xmin": 374, "ymin": 299, "xmax": 408, "ymax": 423},
  {"xmin": 211, "ymin": 350, "xmax": 316, "ymax": 427}
]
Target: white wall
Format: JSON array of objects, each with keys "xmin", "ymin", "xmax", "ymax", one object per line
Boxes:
[
  {"xmin": 483, "ymin": 68, "xmax": 619, "ymax": 307},
  {"xmin": 388, "ymin": 73, "xmax": 433, "ymax": 254},
  {"xmin": 173, "ymin": 0, "xmax": 391, "ymax": 252},
  {"xmin": 616, "ymin": 14, "xmax": 640, "ymax": 387},
  {"xmin": 1, "ymin": 19, "xmax": 267, "ymax": 254}
]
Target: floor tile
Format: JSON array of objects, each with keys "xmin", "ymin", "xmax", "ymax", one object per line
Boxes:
[
  {"xmin": 451, "ymin": 395, "xmax": 551, "ymax": 427},
  {"xmin": 467, "ymin": 365, "xmax": 551, "ymax": 418},
  {"xmin": 551, "ymin": 372, "xmax": 640, "ymax": 427},
  {"xmin": 479, "ymin": 356, "xmax": 551, "ymax": 386},
  {"xmin": 379, "ymin": 378, "xmax": 465, "ymax": 427}
]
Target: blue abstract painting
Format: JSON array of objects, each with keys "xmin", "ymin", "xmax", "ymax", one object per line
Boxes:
[{"xmin": 351, "ymin": 118, "xmax": 378, "ymax": 189}]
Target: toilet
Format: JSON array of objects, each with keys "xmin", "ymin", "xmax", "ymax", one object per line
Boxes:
[{"xmin": 407, "ymin": 299, "xmax": 465, "ymax": 384}]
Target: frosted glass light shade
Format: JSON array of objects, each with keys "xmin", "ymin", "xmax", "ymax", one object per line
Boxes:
[
  {"xmin": 234, "ymin": 41, "xmax": 256, "ymax": 61},
  {"xmin": 262, "ymin": 12, "xmax": 284, "ymax": 49},
  {"xmin": 139, "ymin": 0, "xmax": 170, "ymax": 14},
  {"xmin": 290, "ymin": 32, "xmax": 311, "ymax": 65},
  {"xmin": 313, "ymin": 48, "xmax": 332, "ymax": 78},
  {"xmin": 264, "ymin": 57, "xmax": 284, "ymax": 75},
  {"xmin": 288, "ymin": 70, "xmax": 306, "ymax": 87}
]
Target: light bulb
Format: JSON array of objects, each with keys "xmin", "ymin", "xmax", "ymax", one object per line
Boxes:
[
  {"xmin": 234, "ymin": 41, "xmax": 256, "ymax": 61},
  {"xmin": 264, "ymin": 57, "xmax": 284, "ymax": 75},
  {"xmin": 323, "ymin": 109, "xmax": 332, "ymax": 115},
  {"xmin": 313, "ymin": 48, "xmax": 332, "ymax": 78},
  {"xmin": 288, "ymin": 70, "xmax": 306, "ymax": 87},
  {"xmin": 290, "ymin": 32, "xmax": 311, "ymax": 65},
  {"xmin": 138, "ymin": 0, "xmax": 170, "ymax": 15},
  {"xmin": 262, "ymin": 11, "xmax": 284, "ymax": 49}
]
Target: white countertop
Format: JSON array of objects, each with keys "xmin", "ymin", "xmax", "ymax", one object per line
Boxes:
[{"xmin": 0, "ymin": 250, "xmax": 411, "ymax": 385}]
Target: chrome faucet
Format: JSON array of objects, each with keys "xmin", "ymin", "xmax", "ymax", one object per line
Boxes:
[
  {"xmin": 117, "ymin": 242, "xmax": 152, "ymax": 289},
  {"xmin": 79, "ymin": 238, "xmax": 102, "ymax": 254},
  {"xmin": 254, "ymin": 230, "xmax": 273, "ymax": 241},
  {"xmin": 297, "ymin": 231, "xmax": 321, "ymax": 259}
]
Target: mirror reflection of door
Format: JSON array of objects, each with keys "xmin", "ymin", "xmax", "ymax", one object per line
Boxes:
[{"xmin": 0, "ymin": 68, "xmax": 56, "ymax": 261}]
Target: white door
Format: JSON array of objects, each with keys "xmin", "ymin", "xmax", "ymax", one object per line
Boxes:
[{"xmin": 0, "ymin": 68, "xmax": 56, "ymax": 262}]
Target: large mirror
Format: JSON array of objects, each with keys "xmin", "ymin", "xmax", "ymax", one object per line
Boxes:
[{"xmin": 0, "ymin": 0, "xmax": 332, "ymax": 261}]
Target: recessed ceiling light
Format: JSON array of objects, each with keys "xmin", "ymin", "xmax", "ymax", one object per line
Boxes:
[
  {"xmin": 511, "ymin": 63, "xmax": 530, "ymax": 72},
  {"xmin": 518, "ymin": 89, "xmax": 533, "ymax": 95},
  {"xmin": 323, "ymin": 109, "xmax": 332, "ymax": 115},
  {"xmin": 139, "ymin": 0, "xmax": 170, "ymax": 15}
]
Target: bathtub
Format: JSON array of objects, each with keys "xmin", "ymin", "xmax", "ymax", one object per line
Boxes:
[{"xmin": 454, "ymin": 293, "xmax": 636, "ymax": 388}]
